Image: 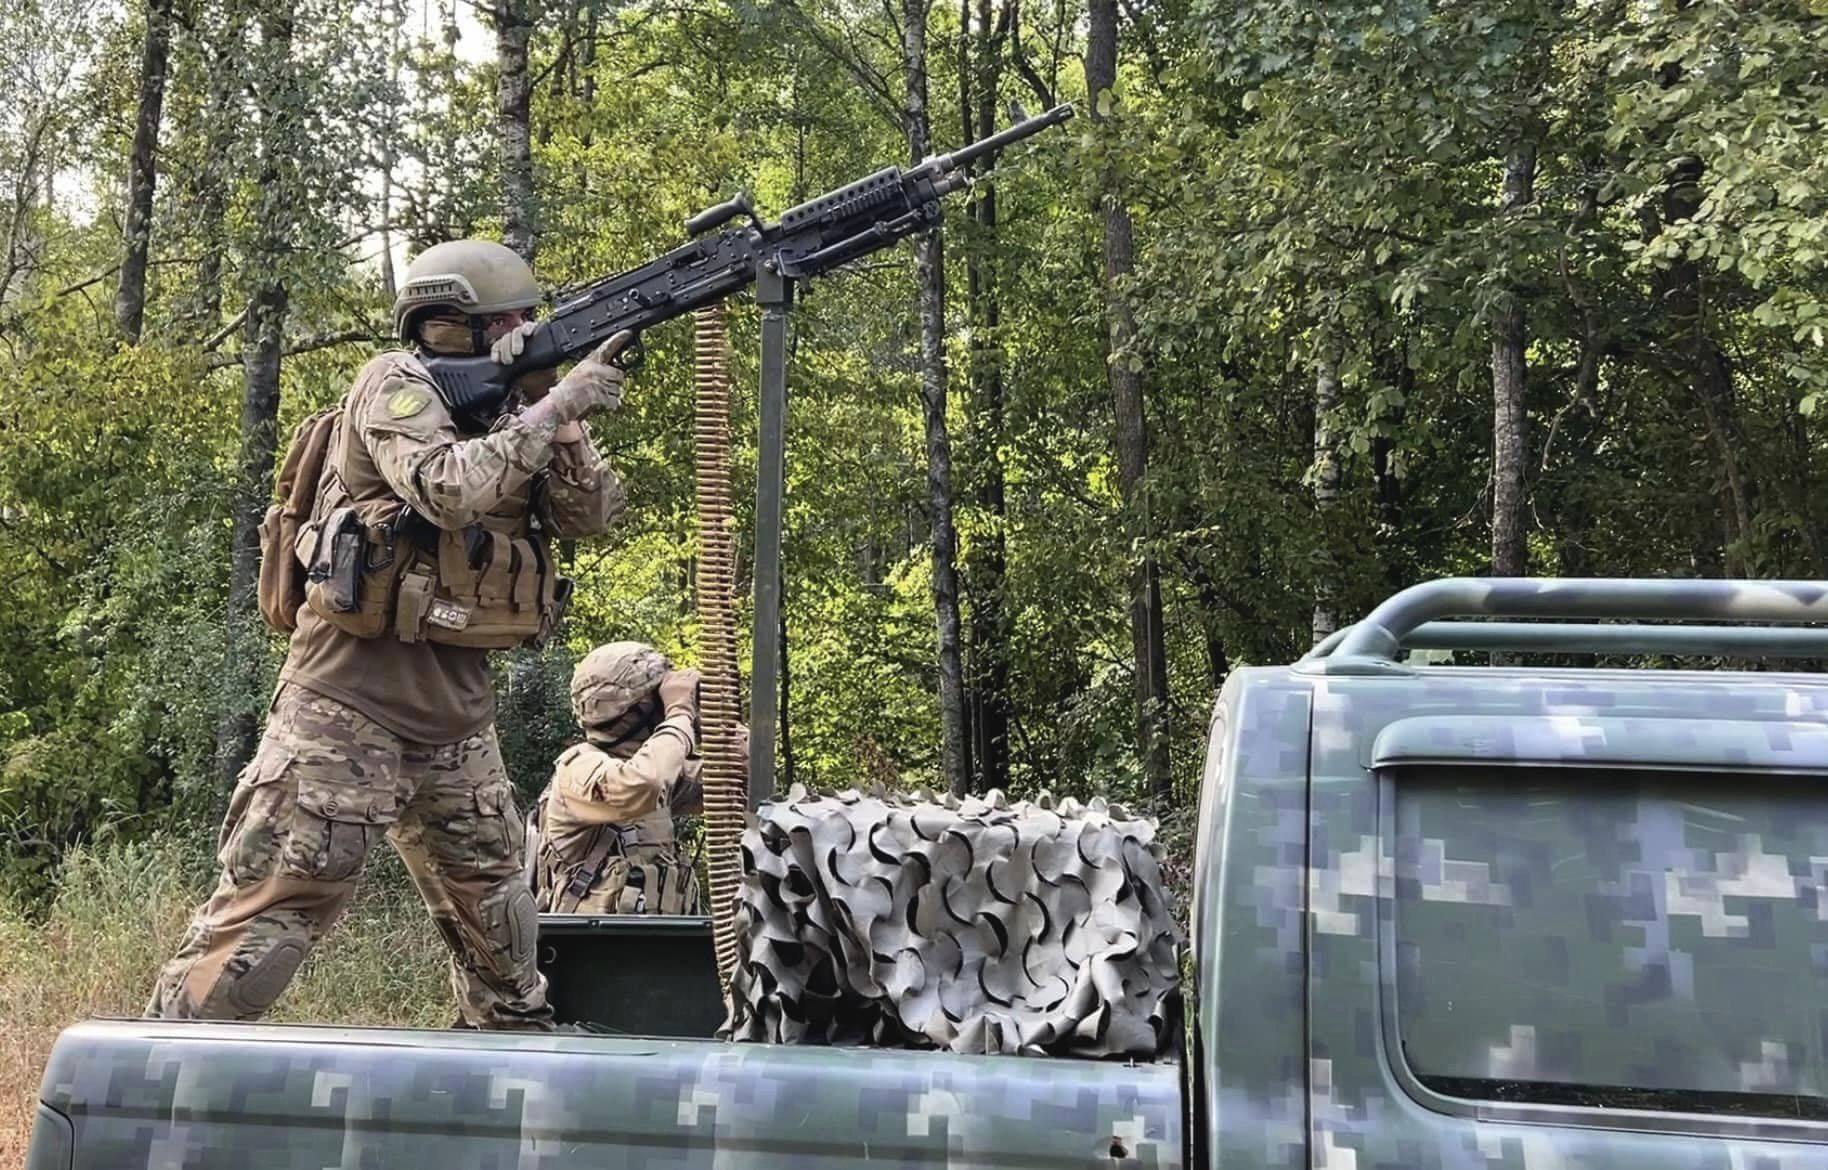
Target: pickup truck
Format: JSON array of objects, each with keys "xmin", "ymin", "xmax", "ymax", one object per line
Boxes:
[{"xmin": 27, "ymin": 576, "xmax": 1828, "ymax": 1169}]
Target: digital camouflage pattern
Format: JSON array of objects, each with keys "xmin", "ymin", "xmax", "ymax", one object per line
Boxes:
[
  {"xmin": 1288, "ymin": 578, "xmax": 1828, "ymax": 1169},
  {"xmin": 35, "ymin": 1019, "xmax": 1182, "ymax": 1169},
  {"xmin": 41, "ymin": 577, "xmax": 1828, "ymax": 1167},
  {"xmin": 147, "ymin": 684, "xmax": 550, "ymax": 1030},
  {"xmin": 1391, "ymin": 763, "xmax": 1828, "ymax": 1103},
  {"xmin": 721, "ymin": 787, "xmax": 1181, "ymax": 1058}
]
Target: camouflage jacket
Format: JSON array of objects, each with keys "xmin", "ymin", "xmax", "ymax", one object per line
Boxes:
[{"xmin": 338, "ymin": 350, "xmax": 624, "ymax": 539}]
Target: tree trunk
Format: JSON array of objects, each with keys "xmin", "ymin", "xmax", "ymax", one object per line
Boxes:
[
  {"xmin": 1659, "ymin": 154, "xmax": 1754, "ymax": 575},
  {"xmin": 494, "ymin": 0, "xmax": 538, "ymax": 263},
  {"xmin": 1086, "ymin": 0, "xmax": 1169, "ymax": 800},
  {"xmin": 1192, "ymin": 576, "xmax": 1230, "ymax": 690},
  {"xmin": 114, "ymin": 0, "xmax": 175, "ymax": 342},
  {"xmin": 1311, "ymin": 343, "xmax": 1342, "ymax": 642},
  {"xmin": 1646, "ymin": 0, "xmax": 1752, "ymax": 575},
  {"xmin": 903, "ymin": 0, "xmax": 968, "ymax": 795},
  {"xmin": 961, "ymin": 0, "xmax": 1010, "ymax": 795},
  {"xmin": 1490, "ymin": 141, "xmax": 1535, "ymax": 578},
  {"xmin": 183, "ymin": 14, "xmax": 246, "ymax": 339},
  {"xmin": 379, "ymin": 0, "xmax": 403, "ymax": 300},
  {"xmin": 218, "ymin": 0, "xmax": 297, "ymax": 787}
]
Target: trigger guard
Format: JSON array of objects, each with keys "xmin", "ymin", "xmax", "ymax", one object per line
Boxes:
[{"xmin": 611, "ymin": 338, "xmax": 646, "ymax": 371}]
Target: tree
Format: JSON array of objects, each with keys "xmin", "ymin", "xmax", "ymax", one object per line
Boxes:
[
  {"xmin": 960, "ymin": 0, "xmax": 1012, "ymax": 794},
  {"xmin": 1490, "ymin": 140, "xmax": 1535, "ymax": 577},
  {"xmin": 1086, "ymin": 0, "xmax": 1169, "ymax": 799},
  {"xmin": 219, "ymin": 0, "xmax": 301, "ymax": 785},
  {"xmin": 493, "ymin": 0, "xmax": 539, "ymax": 262},
  {"xmin": 902, "ymin": 0, "xmax": 969, "ymax": 795},
  {"xmin": 113, "ymin": 0, "xmax": 175, "ymax": 342},
  {"xmin": 1310, "ymin": 342, "xmax": 1342, "ymax": 641}
]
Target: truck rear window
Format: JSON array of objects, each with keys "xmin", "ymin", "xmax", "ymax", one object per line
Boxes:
[{"xmin": 1390, "ymin": 765, "xmax": 1828, "ymax": 1121}]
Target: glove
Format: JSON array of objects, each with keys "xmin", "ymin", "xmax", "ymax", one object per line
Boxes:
[
  {"xmin": 545, "ymin": 332, "xmax": 635, "ymax": 423},
  {"xmin": 490, "ymin": 320, "xmax": 540, "ymax": 365},
  {"xmin": 657, "ymin": 669, "xmax": 702, "ymax": 721}
]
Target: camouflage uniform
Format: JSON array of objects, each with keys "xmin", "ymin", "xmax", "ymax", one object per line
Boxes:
[
  {"xmin": 146, "ymin": 687, "xmax": 545, "ymax": 1025},
  {"xmin": 149, "ymin": 345, "xmax": 622, "ymax": 1029},
  {"xmin": 532, "ymin": 642, "xmax": 742, "ymax": 915}
]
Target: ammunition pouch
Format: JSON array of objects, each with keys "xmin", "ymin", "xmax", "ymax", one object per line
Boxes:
[
  {"xmin": 300, "ymin": 505, "xmax": 408, "ymax": 639},
  {"xmin": 390, "ymin": 519, "xmax": 567, "ymax": 650},
  {"xmin": 543, "ymin": 834, "xmax": 700, "ymax": 916},
  {"xmin": 301, "ymin": 504, "xmax": 570, "ymax": 651}
]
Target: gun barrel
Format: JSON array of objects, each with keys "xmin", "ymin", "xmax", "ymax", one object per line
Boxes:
[{"xmin": 921, "ymin": 103, "xmax": 1074, "ymax": 176}]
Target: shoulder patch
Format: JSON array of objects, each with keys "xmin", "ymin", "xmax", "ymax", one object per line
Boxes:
[{"xmin": 386, "ymin": 383, "xmax": 434, "ymax": 419}]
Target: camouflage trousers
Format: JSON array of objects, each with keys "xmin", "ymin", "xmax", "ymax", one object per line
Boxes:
[{"xmin": 146, "ymin": 684, "xmax": 552, "ymax": 1030}]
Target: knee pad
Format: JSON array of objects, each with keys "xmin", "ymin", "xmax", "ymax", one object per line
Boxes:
[{"xmin": 223, "ymin": 938, "xmax": 309, "ymax": 1018}]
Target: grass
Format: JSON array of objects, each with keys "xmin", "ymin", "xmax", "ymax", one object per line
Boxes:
[{"xmin": 0, "ymin": 834, "xmax": 454, "ymax": 1164}]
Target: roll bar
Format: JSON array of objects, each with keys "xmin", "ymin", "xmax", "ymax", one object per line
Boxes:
[{"xmin": 1298, "ymin": 578, "xmax": 1828, "ymax": 674}]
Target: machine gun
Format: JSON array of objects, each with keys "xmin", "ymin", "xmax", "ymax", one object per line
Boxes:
[{"xmin": 421, "ymin": 104, "xmax": 1074, "ymax": 426}]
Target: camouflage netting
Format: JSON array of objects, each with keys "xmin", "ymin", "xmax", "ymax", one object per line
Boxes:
[{"xmin": 719, "ymin": 786, "xmax": 1182, "ymax": 1058}]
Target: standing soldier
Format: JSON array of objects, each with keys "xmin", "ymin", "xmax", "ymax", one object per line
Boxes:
[
  {"xmin": 148, "ymin": 240, "xmax": 630, "ymax": 1029},
  {"xmin": 531, "ymin": 643, "xmax": 744, "ymax": 915}
]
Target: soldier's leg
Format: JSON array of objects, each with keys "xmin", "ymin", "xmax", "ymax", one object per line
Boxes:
[
  {"xmin": 146, "ymin": 686, "xmax": 404, "ymax": 1020},
  {"xmin": 390, "ymin": 725, "xmax": 552, "ymax": 1031}
]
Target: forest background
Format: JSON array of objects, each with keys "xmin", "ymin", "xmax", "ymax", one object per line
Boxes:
[{"xmin": 0, "ymin": 0, "xmax": 1823, "ymax": 1145}]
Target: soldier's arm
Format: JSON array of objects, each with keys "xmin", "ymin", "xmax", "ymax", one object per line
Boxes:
[
  {"xmin": 556, "ymin": 717, "xmax": 698, "ymax": 826},
  {"xmin": 540, "ymin": 429, "xmax": 627, "ymax": 538},
  {"xmin": 358, "ymin": 363, "xmax": 558, "ymax": 530}
]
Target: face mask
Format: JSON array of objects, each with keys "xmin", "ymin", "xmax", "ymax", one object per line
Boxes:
[{"xmin": 418, "ymin": 316, "xmax": 481, "ymax": 356}]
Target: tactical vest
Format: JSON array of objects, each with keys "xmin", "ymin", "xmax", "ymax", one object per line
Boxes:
[
  {"xmin": 296, "ymin": 354, "xmax": 567, "ymax": 650},
  {"xmin": 534, "ymin": 748, "xmax": 702, "ymax": 916}
]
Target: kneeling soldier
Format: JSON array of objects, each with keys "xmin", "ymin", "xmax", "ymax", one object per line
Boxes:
[{"xmin": 533, "ymin": 642, "xmax": 741, "ymax": 914}]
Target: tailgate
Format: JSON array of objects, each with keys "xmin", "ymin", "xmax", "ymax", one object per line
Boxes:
[{"xmin": 32, "ymin": 1020, "xmax": 1182, "ymax": 1169}]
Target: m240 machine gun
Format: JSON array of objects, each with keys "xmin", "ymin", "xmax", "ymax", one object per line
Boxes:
[
  {"xmin": 424, "ymin": 103, "xmax": 1073, "ymax": 796},
  {"xmin": 421, "ymin": 103, "xmax": 1074, "ymax": 425}
]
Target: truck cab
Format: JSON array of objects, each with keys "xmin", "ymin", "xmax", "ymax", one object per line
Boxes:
[
  {"xmin": 29, "ymin": 577, "xmax": 1828, "ymax": 1169},
  {"xmin": 1198, "ymin": 576, "xmax": 1828, "ymax": 1170}
]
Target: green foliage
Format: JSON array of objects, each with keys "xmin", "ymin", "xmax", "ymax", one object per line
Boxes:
[{"xmin": 1, "ymin": 0, "xmax": 1824, "ymax": 902}]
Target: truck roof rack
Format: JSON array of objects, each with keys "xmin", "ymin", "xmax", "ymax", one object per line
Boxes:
[{"xmin": 1297, "ymin": 577, "xmax": 1828, "ymax": 675}]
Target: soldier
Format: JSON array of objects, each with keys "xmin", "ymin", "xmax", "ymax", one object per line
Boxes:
[
  {"xmin": 148, "ymin": 239, "xmax": 630, "ymax": 1029},
  {"xmin": 532, "ymin": 642, "xmax": 744, "ymax": 915}
]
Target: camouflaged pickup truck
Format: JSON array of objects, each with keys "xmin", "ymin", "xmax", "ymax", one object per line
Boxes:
[{"xmin": 27, "ymin": 576, "xmax": 1828, "ymax": 1169}]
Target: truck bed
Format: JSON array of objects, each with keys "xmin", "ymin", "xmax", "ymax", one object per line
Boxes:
[{"xmin": 32, "ymin": 1019, "xmax": 1183, "ymax": 1169}]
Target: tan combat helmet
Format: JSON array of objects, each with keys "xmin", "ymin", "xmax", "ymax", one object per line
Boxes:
[
  {"xmin": 392, "ymin": 238, "xmax": 543, "ymax": 340},
  {"xmin": 572, "ymin": 641, "xmax": 672, "ymax": 738}
]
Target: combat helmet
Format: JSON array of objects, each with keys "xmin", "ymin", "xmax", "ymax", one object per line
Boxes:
[
  {"xmin": 572, "ymin": 641, "xmax": 672, "ymax": 738},
  {"xmin": 392, "ymin": 239, "xmax": 543, "ymax": 340}
]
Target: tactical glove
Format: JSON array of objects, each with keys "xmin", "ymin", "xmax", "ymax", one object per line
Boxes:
[
  {"xmin": 489, "ymin": 320, "xmax": 540, "ymax": 364},
  {"xmin": 658, "ymin": 668, "xmax": 702, "ymax": 721},
  {"xmin": 546, "ymin": 332, "xmax": 634, "ymax": 423}
]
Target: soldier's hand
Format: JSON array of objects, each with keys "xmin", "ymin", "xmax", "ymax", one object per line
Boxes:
[
  {"xmin": 658, "ymin": 669, "xmax": 702, "ymax": 720},
  {"xmin": 547, "ymin": 332, "xmax": 633, "ymax": 423},
  {"xmin": 490, "ymin": 320, "xmax": 541, "ymax": 365}
]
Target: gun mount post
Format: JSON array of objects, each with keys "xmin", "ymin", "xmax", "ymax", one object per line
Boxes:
[{"xmin": 748, "ymin": 263, "xmax": 792, "ymax": 807}]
